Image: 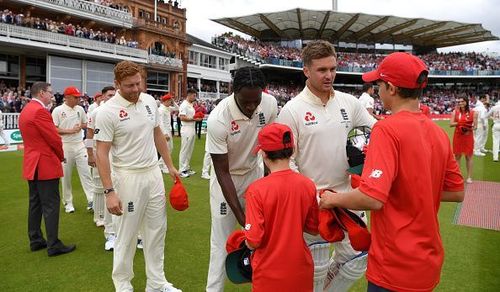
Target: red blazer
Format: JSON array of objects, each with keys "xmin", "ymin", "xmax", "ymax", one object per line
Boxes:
[{"xmin": 19, "ymin": 100, "xmax": 64, "ymax": 180}]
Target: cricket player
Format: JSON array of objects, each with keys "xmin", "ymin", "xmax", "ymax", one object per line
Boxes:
[
  {"xmin": 52, "ymin": 86, "xmax": 94, "ymax": 213},
  {"xmin": 319, "ymin": 52, "xmax": 464, "ymax": 291},
  {"xmin": 95, "ymin": 61, "xmax": 181, "ymax": 292},
  {"xmin": 486, "ymin": 99, "xmax": 500, "ymax": 162},
  {"xmin": 158, "ymin": 93, "xmax": 179, "ymax": 173},
  {"xmin": 358, "ymin": 83, "xmax": 379, "ymax": 120},
  {"xmin": 277, "ymin": 40, "xmax": 376, "ymax": 292},
  {"xmin": 0, "ymin": 108, "xmax": 10, "ymax": 150},
  {"xmin": 86, "ymin": 86, "xmax": 116, "ymax": 250},
  {"xmin": 178, "ymin": 88, "xmax": 202, "ymax": 178},
  {"xmin": 205, "ymin": 67, "xmax": 278, "ymax": 292},
  {"xmin": 88, "ymin": 92, "xmax": 103, "ymax": 116},
  {"xmin": 474, "ymin": 94, "xmax": 489, "ymax": 156}
]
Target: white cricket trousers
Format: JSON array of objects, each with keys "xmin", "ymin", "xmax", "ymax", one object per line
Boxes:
[
  {"xmin": 159, "ymin": 136, "xmax": 174, "ymax": 172},
  {"xmin": 201, "ymin": 151, "xmax": 212, "ymax": 176},
  {"xmin": 92, "ymin": 166, "xmax": 115, "ymax": 237},
  {"xmin": 179, "ymin": 132, "xmax": 195, "ymax": 172},
  {"xmin": 112, "ymin": 166, "xmax": 169, "ymax": 292},
  {"xmin": 62, "ymin": 142, "xmax": 94, "ymax": 205},
  {"xmin": 493, "ymin": 124, "xmax": 500, "ymax": 161},
  {"xmin": 474, "ymin": 122, "xmax": 488, "ymax": 151},
  {"xmin": 206, "ymin": 167, "xmax": 263, "ymax": 292},
  {"xmin": 0, "ymin": 128, "xmax": 10, "ymax": 146}
]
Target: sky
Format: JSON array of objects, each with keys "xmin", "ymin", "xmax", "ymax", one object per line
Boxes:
[{"xmin": 181, "ymin": 0, "xmax": 500, "ymax": 54}]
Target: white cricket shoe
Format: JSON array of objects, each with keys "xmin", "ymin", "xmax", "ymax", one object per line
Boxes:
[
  {"xmin": 466, "ymin": 178, "xmax": 473, "ymax": 184},
  {"xmin": 161, "ymin": 283, "xmax": 182, "ymax": 292},
  {"xmin": 187, "ymin": 170, "xmax": 196, "ymax": 176},
  {"xmin": 95, "ymin": 220, "xmax": 105, "ymax": 227},
  {"xmin": 65, "ymin": 204, "xmax": 75, "ymax": 213},
  {"xmin": 474, "ymin": 151, "xmax": 486, "ymax": 157},
  {"xmin": 105, "ymin": 235, "xmax": 116, "ymax": 251},
  {"xmin": 201, "ymin": 173, "xmax": 210, "ymax": 180}
]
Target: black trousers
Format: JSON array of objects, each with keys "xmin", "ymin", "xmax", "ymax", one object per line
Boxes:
[
  {"xmin": 28, "ymin": 176, "xmax": 61, "ymax": 249},
  {"xmin": 368, "ymin": 282, "xmax": 393, "ymax": 292},
  {"xmin": 195, "ymin": 121, "xmax": 202, "ymax": 139},
  {"xmin": 176, "ymin": 116, "xmax": 182, "ymax": 137}
]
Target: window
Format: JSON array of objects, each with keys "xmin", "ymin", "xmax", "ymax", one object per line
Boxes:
[
  {"xmin": 188, "ymin": 51, "xmax": 199, "ymax": 65},
  {"xmin": 219, "ymin": 58, "xmax": 229, "ymax": 71},
  {"xmin": 147, "ymin": 71, "xmax": 170, "ymax": 92},
  {"xmin": 138, "ymin": 9, "xmax": 145, "ymax": 18},
  {"xmin": 200, "ymin": 53, "xmax": 217, "ymax": 68},
  {"xmin": 26, "ymin": 57, "xmax": 46, "ymax": 83}
]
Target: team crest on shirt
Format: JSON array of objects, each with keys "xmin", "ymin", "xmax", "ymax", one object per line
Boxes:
[
  {"xmin": 257, "ymin": 112, "xmax": 266, "ymax": 127},
  {"xmin": 304, "ymin": 112, "xmax": 318, "ymax": 126},
  {"xmin": 230, "ymin": 121, "xmax": 241, "ymax": 136},
  {"xmin": 144, "ymin": 105, "xmax": 155, "ymax": 121},
  {"xmin": 340, "ymin": 108, "xmax": 351, "ymax": 129},
  {"xmin": 61, "ymin": 112, "xmax": 66, "ymax": 119},
  {"xmin": 119, "ymin": 109, "xmax": 130, "ymax": 121}
]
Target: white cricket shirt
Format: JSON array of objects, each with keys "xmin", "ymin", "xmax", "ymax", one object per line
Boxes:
[
  {"xmin": 179, "ymin": 100, "xmax": 195, "ymax": 135},
  {"xmin": 52, "ymin": 103, "xmax": 87, "ymax": 143},
  {"xmin": 277, "ymin": 85, "xmax": 376, "ymax": 191},
  {"xmin": 358, "ymin": 92, "xmax": 375, "ymax": 109},
  {"xmin": 206, "ymin": 92, "xmax": 278, "ymax": 175},
  {"xmin": 95, "ymin": 92, "xmax": 160, "ymax": 170}
]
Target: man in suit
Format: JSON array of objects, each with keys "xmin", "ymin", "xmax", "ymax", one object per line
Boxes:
[{"xmin": 19, "ymin": 81, "xmax": 76, "ymax": 257}]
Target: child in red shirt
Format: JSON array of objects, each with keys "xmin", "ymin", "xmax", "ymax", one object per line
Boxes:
[
  {"xmin": 319, "ymin": 53, "xmax": 465, "ymax": 292},
  {"xmin": 245, "ymin": 123, "xmax": 319, "ymax": 292}
]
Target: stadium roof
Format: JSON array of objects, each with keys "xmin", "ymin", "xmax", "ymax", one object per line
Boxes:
[{"xmin": 211, "ymin": 8, "xmax": 499, "ymax": 48}]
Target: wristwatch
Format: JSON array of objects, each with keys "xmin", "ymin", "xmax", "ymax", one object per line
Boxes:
[{"xmin": 104, "ymin": 188, "xmax": 115, "ymax": 195}]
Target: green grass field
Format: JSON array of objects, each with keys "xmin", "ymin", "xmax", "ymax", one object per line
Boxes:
[{"xmin": 0, "ymin": 121, "xmax": 499, "ymax": 291}]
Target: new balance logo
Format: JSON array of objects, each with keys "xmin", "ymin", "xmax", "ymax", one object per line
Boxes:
[{"xmin": 369, "ymin": 169, "xmax": 383, "ymax": 179}]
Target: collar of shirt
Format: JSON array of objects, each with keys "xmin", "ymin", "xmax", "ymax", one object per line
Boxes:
[
  {"xmin": 115, "ymin": 91, "xmax": 143, "ymax": 108},
  {"xmin": 302, "ymin": 84, "xmax": 335, "ymax": 106},
  {"xmin": 228, "ymin": 94, "xmax": 263, "ymax": 121},
  {"xmin": 32, "ymin": 98, "xmax": 46, "ymax": 108},
  {"xmin": 62, "ymin": 103, "xmax": 76, "ymax": 111}
]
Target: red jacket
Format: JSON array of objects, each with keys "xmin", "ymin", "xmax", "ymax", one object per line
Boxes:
[{"xmin": 19, "ymin": 100, "xmax": 64, "ymax": 180}]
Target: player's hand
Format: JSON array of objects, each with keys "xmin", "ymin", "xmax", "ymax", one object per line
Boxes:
[
  {"xmin": 106, "ymin": 192, "xmax": 123, "ymax": 216},
  {"xmin": 167, "ymin": 166, "xmax": 180, "ymax": 181},
  {"xmin": 88, "ymin": 153, "xmax": 96, "ymax": 167},
  {"xmin": 319, "ymin": 190, "xmax": 337, "ymax": 209},
  {"xmin": 165, "ymin": 135, "xmax": 171, "ymax": 142},
  {"xmin": 72, "ymin": 124, "xmax": 81, "ymax": 134}
]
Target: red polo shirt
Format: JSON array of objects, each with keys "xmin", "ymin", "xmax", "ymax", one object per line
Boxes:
[
  {"xmin": 359, "ymin": 111, "xmax": 464, "ymax": 291},
  {"xmin": 245, "ymin": 169, "xmax": 319, "ymax": 292}
]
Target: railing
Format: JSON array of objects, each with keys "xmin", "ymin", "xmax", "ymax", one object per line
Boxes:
[
  {"xmin": 2, "ymin": 113, "xmax": 20, "ymax": 130},
  {"xmin": 199, "ymin": 92, "xmax": 219, "ymax": 99},
  {"xmin": 0, "ymin": 23, "xmax": 148, "ymax": 60},
  {"xmin": 148, "ymin": 54, "xmax": 183, "ymax": 69},
  {"xmin": 17, "ymin": 0, "xmax": 133, "ymax": 27},
  {"xmin": 134, "ymin": 19, "xmax": 178, "ymax": 33}
]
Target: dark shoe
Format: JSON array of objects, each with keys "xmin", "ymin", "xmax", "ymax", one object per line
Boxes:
[
  {"xmin": 48, "ymin": 244, "xmax": 76, "ymax": 257},
  {"xmin": 30, "ymin": 241, "xmax": 47, "ymax": 251}
]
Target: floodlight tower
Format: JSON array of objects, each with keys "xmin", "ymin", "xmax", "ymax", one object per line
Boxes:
[{"xmin": 332, "ymin": 0, "xmax": 338, "ymax": 11}]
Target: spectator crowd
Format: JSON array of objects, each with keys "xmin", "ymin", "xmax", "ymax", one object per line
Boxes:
[
  {"xmin": 214, "ymin": 33, "xmax": 500, "ymax": 73},
  {"xmin": 0, "ymin": 8, "xmax": 139, "ymax": 48}
]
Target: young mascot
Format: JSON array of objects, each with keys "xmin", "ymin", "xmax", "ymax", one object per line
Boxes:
[
  {"xmin": 245, "ymin": 122, "xmax": 319, "ymax": 291},
  {"xmin": 320, "ymin": 52, "xmax": 465, "ymax": 292}
]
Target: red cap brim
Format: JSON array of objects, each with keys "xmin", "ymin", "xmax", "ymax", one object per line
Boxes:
[{"xmin": 362, "ymin": 70, "xmax": 380, "ymax": 83}]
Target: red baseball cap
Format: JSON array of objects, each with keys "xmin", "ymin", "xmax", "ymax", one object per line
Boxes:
[
  {"xmin": 362, "ymin": 52, "xmax": 428, "ymax": 89},
  {"xmin": 64, "ymin": 86, "xmax": 83, "ymax": 97},
  {"xmin": 93, "ymin": 92, "xmax": 102, "ymax": 99},
  {"xmin": 161, "ymin": 93, "xmax": 172, "ymax": 101},
  {"xmin": 252, "ymin": 123, "xmax": 294, "ymax": 155},
  {"xmin": 226, "ymin": 230, "xmax": 246, "ymax": 253}
]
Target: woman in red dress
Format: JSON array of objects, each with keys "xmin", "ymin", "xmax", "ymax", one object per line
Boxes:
[{"xmin": 450, "ymin": 96, "xmax": 477, "ymax": 183}]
